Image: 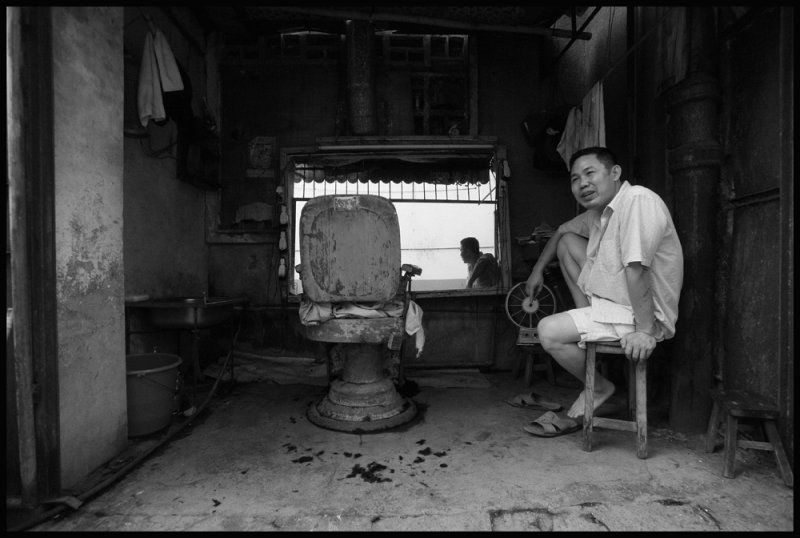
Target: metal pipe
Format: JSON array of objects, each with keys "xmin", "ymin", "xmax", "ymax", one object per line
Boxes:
[
  {"xmin": 316, "ymin": 144, "xmax": 495, "ymax": 151},
  {"xmin": 346, "ymin": 19, "xmax": 377, "ymax": 135},
  {"xmin": 270, "ymin": 6, "xmax": 592, "ymax": 39}
]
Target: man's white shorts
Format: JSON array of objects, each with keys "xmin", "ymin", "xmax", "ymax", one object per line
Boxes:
[{"xmin": 565, "ymin": 306, "xmax": 636, "ymax": 350}]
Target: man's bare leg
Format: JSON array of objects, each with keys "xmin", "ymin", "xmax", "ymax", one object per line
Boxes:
[
  {"xmin": 556, "ymin": 233, "xmax": 590, "ymax": 308},
  {"xmin": 537, "ymin": 313, "xmax": 615, "ymax": 419}
]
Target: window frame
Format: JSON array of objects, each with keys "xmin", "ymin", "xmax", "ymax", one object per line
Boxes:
[{"xmin": 280, "ymin": 140, "xmax": 511, "ymax": 299}]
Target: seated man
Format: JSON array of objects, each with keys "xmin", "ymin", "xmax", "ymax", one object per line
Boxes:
[
  {"xmin": 460, "ymin": 237, "xmax": 500, "ymax": 289},
  {"xmin": 525, "ymin": 147, "xmax": 683, "ymax": 418}
]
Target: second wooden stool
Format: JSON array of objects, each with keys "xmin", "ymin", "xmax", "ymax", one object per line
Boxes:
[{"xmin": 705, "ymin": 387, "xmax": 793, "ymax": 487}]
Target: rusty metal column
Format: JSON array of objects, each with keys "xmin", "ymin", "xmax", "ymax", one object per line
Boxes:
[
  {"xmin": 663, "ymin": 7, "xmax": 722, "ymax": 432},
  {"xmin": 346, "ymin": 19, "xmax": 377, "ymax": 135}
]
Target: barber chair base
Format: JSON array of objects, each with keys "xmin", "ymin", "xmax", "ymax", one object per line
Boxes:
[
  {"xmin": 308, "ymin": 387, "xmax": 417, "ymax": 433},
  {"xmin": 306, "ymin": 342, "xmax": 418, "ymax": 432}
]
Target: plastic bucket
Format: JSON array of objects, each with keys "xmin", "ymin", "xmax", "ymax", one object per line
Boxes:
[{"xmin": 126, "ymin": 353, "xmax": 182, "ymax": 437}]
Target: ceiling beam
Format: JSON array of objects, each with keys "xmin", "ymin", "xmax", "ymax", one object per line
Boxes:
[
  {"xmin": 262, "ymin": 7, "xmax": 592, "ymax": 39},
  {"xmin": 551, "ymin": 6, "xmax": 604, "ymax": 66}
]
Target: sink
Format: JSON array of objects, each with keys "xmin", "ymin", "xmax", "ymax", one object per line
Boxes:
[{"xmin": 129, "ymin": 296, "xmax": 248, "ymax": 329}]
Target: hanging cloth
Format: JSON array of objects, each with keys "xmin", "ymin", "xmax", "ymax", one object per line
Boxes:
[
  {"xmin": 556, "ymin": 107, "xmax": 582, "ymax": 170},
  {"xmin": 137, "ymin": 28, "xmax": 184, "ymax": 127},
  {"xmin": 556, "ymin": 81, "xmax": 606, "ymax": 169},
  {"xmin": 580, "ymin": 80, "xmax": 606, "ymax": 150}
]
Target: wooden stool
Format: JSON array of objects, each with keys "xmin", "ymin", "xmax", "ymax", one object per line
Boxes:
[
  {"xmin": 705, "ymin": 388, "xmax": 793, "ymax": 487},
  {"xmin": 583, "ymin": 341, "xmax": 648, "ymax": 458},
  {"xmin": 520, "ymin": 344, "xmax": 555, "ymax": 386}
]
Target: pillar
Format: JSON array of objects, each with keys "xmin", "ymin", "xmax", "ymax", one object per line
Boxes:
[{"xmin": 663, "ymin": 7, "xmax": 722, "ymax": 432}]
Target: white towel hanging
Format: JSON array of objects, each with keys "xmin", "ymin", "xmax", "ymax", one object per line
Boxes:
[
  {"xmin": 556, "ymin": 81, "xmax": 606, "ymax": 169},
  {"xmin": 137, "ymin": 27, "xmax": 184, "ymax": 127}
]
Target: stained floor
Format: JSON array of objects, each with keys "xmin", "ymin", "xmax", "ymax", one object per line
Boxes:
[{"xmin": 15, "ymin": 368, "xmax": 795, "ymax": 532}]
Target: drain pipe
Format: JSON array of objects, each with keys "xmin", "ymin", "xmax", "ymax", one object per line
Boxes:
[
  {"xmin": 663, "ymin": 7, "xmax": 722, "ymax": 432},
  {"xmin": 9, "ymin": 324, "xmax": 241, "ymax": 532}
]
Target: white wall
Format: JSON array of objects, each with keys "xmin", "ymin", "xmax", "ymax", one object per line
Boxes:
[{"xmin": 52, "ymin": 6, "xmax": 128, "ymax": 488}]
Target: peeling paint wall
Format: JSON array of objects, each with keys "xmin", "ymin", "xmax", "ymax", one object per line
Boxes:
[
  {"xmin": 121, "ymin": 7, "xmax": 209, "ymax": 303},
  {"xmin": 52, "ymin": 6, "xmax": 127, "ymax": 488}
]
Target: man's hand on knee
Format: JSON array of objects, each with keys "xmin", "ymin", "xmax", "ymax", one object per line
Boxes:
[{"xmin": 620, "ymin": 332, "xmax": 656, "ymax": 361}]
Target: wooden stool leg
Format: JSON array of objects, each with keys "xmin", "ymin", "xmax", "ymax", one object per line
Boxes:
[
  {"xmin": 763, "ymin": 420, "xmax": 794, "ymax": 487},
  {"xmin": 523, "ymin": 349, "xmax": 534, "ymax": 386},
  {"xmin": 635, "ymin": 359, "xmax": 648, "ymax": 459},
  {"xmin": 545, "ymin": 354, "xmax": 556, "ymax": 386},
  {"xmin": 704, "ymin": 400, "xmax": 721, "ymax": 453},
  {"xmin": 512, "ymin": 347, "xmax": 523, "ymax": 379},
  {"xmin": 626, "ymin": 361, "xmax": 635, "ymax": 420},
  {"xmin": 583, "ymin": 344, "xmax": 596, "ymax": 452},
  {"xmin": 723, "ymin": 413, "xmax": 738, "ymax": 478}
]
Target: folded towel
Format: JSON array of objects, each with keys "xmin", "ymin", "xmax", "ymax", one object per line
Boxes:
[
  {"xmin": 234, "ymin": 202, "xmax": 273, "ymax": 223},
  {"xmin": 138, "ymin": 28, "xmax": 184, "ymax": 127}
]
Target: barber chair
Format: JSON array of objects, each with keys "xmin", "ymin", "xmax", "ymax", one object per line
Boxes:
[{"xmin": 297, "ymin": 194, "xmax": 421, "ymax": 432}]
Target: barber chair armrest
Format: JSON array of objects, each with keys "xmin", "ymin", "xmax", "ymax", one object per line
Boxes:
[{"xmin": 401, "ymin": 264, "xmax": 422, "ymax": 277}]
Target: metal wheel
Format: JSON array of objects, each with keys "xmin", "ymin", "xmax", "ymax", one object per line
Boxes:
[{"xmin": 505, "ymin": 282, "xmax": 557, "ymax": 329}]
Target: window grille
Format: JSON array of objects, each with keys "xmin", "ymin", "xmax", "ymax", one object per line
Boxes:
[{"xmin": 292, "ymin": 173, "xmax": 496, "ymax": 203}]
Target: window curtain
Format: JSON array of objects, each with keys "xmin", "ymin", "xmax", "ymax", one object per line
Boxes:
[{"xmin": 287, "ymin": 152, "xmax": 493, "ymax": 185}]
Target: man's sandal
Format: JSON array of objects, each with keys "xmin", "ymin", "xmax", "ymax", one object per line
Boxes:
[
  {"xmin": 522, "ymin": 411, "xmax": 580, "ymax": 438},
  {"xmin": 505, "ymin": 392, "xmax": 563, "ymax": 411}
]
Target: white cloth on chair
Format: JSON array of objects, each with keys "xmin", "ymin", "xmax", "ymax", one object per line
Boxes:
[
  {"xmin": 299, "ymin": 299, "xmax": 404, "ymax": 326},
  {"xmin": 298, "ymin": 298, "xmax": 425, "ymax": 358},
  {"xmin": 405, "ymin": 300, "xmax": 425, "ymax": 358},
  {"xmin": 334, "ymin": 302, "xmax": 404, "ymax": 319}
]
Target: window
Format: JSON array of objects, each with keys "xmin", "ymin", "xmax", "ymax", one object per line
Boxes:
[{"xmin": 283, "ymin": 142, "xmax": 510, "ymax": 296}]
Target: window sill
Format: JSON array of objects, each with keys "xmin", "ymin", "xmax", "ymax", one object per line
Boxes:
[
  {"xmin": 286, "ymin": 288, "xmax": 506, "ymax": 303},
  {"xmin": 410, "ymin": 288, "xmax": 506, "ymax": 300}
]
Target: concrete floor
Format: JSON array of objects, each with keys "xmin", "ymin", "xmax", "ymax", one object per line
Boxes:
[{"xmin": 20, "ymin": 369, "xmax": 794, "ymax": 532}]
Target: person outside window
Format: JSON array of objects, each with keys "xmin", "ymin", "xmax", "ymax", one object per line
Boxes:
[{"xmin": 460, "ymin": 237, "xmax": 500, "ymax": 289}]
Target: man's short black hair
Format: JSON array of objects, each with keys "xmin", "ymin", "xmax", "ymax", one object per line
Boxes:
[
  {"xmin": 569, "ymin": 146, "xmax": 618, "ymax": 171},
  {"xmin": 460, "ymin": 237, "xmax": 480, "ymax": 253}
]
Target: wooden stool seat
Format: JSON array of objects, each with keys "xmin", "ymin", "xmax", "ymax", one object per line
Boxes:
[
  {"xmin": 705, "ymin": 388, "xmax": 793, "ymax": 487},
  {"xmin": 583, "ymin": 341, "xmax": 648, "ymax": 459}
]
